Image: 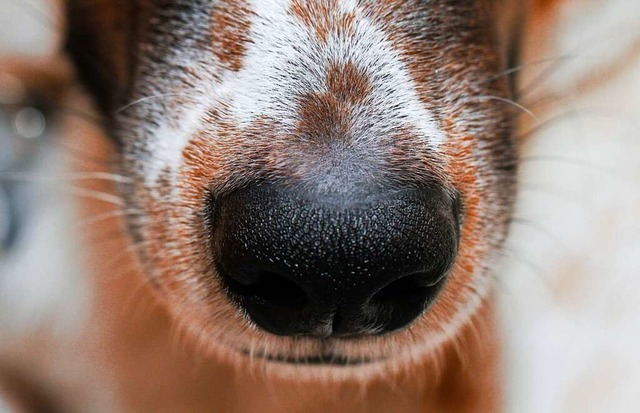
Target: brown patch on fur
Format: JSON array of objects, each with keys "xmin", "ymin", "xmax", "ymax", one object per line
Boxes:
[
  {"xmin": 326, "ymin": 62, "xmax": 370, "ymax": 104},
  {"xmin": 296, "ymin": 92, "xmax": 351, "ymax": 142},
  {"xmin": 361, "ymin": 0, "xmax": 504, "ymax": 116},
  {"xmin": 296, "ymin": 61, "xmax": 371, "ymax": 144},
  {"xmin": 211, "ymin": 0, "xmax": 254, "ymax": 72},
  {"xmin": 291, "ymin": 0, "xmax": 356, "ymax": 43},
  {"xmin": 176, "ymin": 61, "xmax": 373, "ymax": 198}
]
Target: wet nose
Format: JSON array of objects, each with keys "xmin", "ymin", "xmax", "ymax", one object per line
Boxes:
[{"xmin": 212, "ymin": 183, "xmax": 459, "ymax": 338}]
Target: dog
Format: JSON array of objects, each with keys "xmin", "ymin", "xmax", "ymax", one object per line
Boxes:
[{"xmin": 6, "ymin": 0, "xmax": 635, "ymax": 411}]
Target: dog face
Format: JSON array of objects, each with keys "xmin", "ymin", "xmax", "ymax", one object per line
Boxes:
[{"xmin": 65, "ymin": 0, "xmax": 518, "ymax": 371}]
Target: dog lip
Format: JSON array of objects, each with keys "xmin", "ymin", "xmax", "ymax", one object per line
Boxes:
[{"xmin": 238, "ymin": 349, "xmax": 381, "ymax": 366}]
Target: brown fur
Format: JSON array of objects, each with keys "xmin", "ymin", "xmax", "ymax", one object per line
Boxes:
[
  {"xmin": 291, "ymin": 0, "xmax": 356, "ymax": 44},
  {"xmin": 211, "ymin": 0, "xmax": 254, "ymax": 72}
]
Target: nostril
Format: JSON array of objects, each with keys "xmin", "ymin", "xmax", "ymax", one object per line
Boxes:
[
  {"xmin": 368, "ymin": 272, "xmax": 445, "ymax": 334},
  {"xmin": 373, "ymin": 273, "xmax": 427, "ymax": 305},
  {"xmin": 219, "ymin": 266, "xmax": 309, "ymax": 309},
  {"xmin": 371, "ymin": 273, "xmax": 428, "ymax": 309}
]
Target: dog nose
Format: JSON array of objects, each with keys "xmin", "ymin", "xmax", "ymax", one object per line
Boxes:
[{"xmin": 212, "ymin": 183, "xmax": 459, "ymax": 338}]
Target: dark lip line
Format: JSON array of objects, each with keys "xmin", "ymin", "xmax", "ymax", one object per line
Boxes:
[{"xmin": 238, "ymin": 349, "xmax": 383, "ymax": 366}]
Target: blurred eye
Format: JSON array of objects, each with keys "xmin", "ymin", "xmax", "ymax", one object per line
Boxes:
[{"xmin": 0, "ymin": 80, "xmax": 51, "ymax": 254}]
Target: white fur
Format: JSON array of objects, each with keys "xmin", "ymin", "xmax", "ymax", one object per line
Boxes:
[{"xmin": 133, "ymin": 0, "xmax": 445, "ymax": 187}]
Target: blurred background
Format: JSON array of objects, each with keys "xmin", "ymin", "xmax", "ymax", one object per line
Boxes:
[{"xmin": 0, "ymin": 1, "xmax": 639, "ymax": 412}]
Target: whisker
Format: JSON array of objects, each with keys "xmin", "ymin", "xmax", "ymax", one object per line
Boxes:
[
  {"xmin": 46, "ymin": 103, "xmax": 104, "ymax": 127},
  {"xmin": 115, "ymin": 92, "xmax": 194, "ymax": 114},
  {"xmin": 519, "ymin": 183, "xmax": 589, "ymax": 208},
  {"xmin": 517, "ymin": 56, "xmax": 603, "ymax": 99},
  {"xmin": 99, "ymin": 239, "xmax": 151, "ymax": 277},
  {"xmin": 511, "ymin": 217, "xmax": 572, "ymax": 256},
  {"xmin": 519, "ymin": 108, "xmax": 617, "ymax": 141},
  {"xmin": 501, "ymin": 247, "xmax": 551, "ymax": 289},
  {"xmin": 0, "ymin": 172, "xmax": 127, "ymax": 205},
  {"xmin": 56, "ymin": 144, "xmax": 116, "ymax": 168},
  {"xmin": 517, "ymin": 21, "xmax": 640, "ymax": 100},
  {"xmin": 486, "ymin": 55, "xmax": 594, "ymax": 85},
  {"xmin": 119, "ymin": 267, "xmax": 164, "ymax": 323},
  {"xmin": 86, "ymin": 228, "xmax": 134, "ymax": 247},
  {"xmin": 66, "ymin": 187, "xmax": 126, "ymax": 206},
  {"xmin": 0, "ymin": 171, "xmax": 132, "ymax": 184},
  {"xmin": 75, "ymin": 208, "xmax": 142, "ymax": 228},
  {"xmin": 519, "ymin": 155, "xmax": 619, "ymax": 175},
  {"xmin": 462, "ymin": 95, "xmax": 540, "ymax": 122}
]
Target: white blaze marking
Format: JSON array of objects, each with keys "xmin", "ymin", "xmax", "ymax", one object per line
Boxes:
[{"xmin": 136, "ymin": 0, "xmax": 446, "ymax": 187}]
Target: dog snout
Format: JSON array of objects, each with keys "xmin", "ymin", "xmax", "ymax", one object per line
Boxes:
[{"xmin": 212, "ymin": 183, "xmax": 460, "ymax": 338}]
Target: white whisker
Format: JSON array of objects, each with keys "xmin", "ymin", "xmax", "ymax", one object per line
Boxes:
[
  {"xmin": 115, "ymin": 92, "xmax": 193, "ymax": 114},
  {"xmin": 65, "ymin": 187, "xmax": 125, "ymax": 206},
  {"xmin": 75, "ymin": 208, "xmax": 142, "ymax": 228},
  {"xmin": 462, "ymin": 95, "xmax": 540, "ymax": 122},
  {"xmin": 0, "ymin": 171, "xmax": 132, "ymax": 184}
]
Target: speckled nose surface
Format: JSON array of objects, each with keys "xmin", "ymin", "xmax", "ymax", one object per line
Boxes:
[{"xmin": 212, "ymin": 183, "xmax": 460, "ymax": 338}]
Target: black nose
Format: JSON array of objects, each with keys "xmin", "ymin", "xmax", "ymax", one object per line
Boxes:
[{"xmin": 212, "ymin": 183, "xmax": 459, "ymax": 338}]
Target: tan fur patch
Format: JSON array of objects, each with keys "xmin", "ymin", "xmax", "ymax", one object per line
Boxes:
[
  {"xmin": 211, "ymin": 0, "xmax": 254, "ymax": 72},
  {"xmin": 296, "ymin": 62, "xmax": 371, "ymax": 143},
  {"xmin": 291, "ymin": 0, "xmax": 356, "ymax": 43}
]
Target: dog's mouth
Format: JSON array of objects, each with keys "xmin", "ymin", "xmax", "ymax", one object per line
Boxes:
[{"xmin": 239, "ymin": 348, "xmax": 379, "ymax": 366}]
